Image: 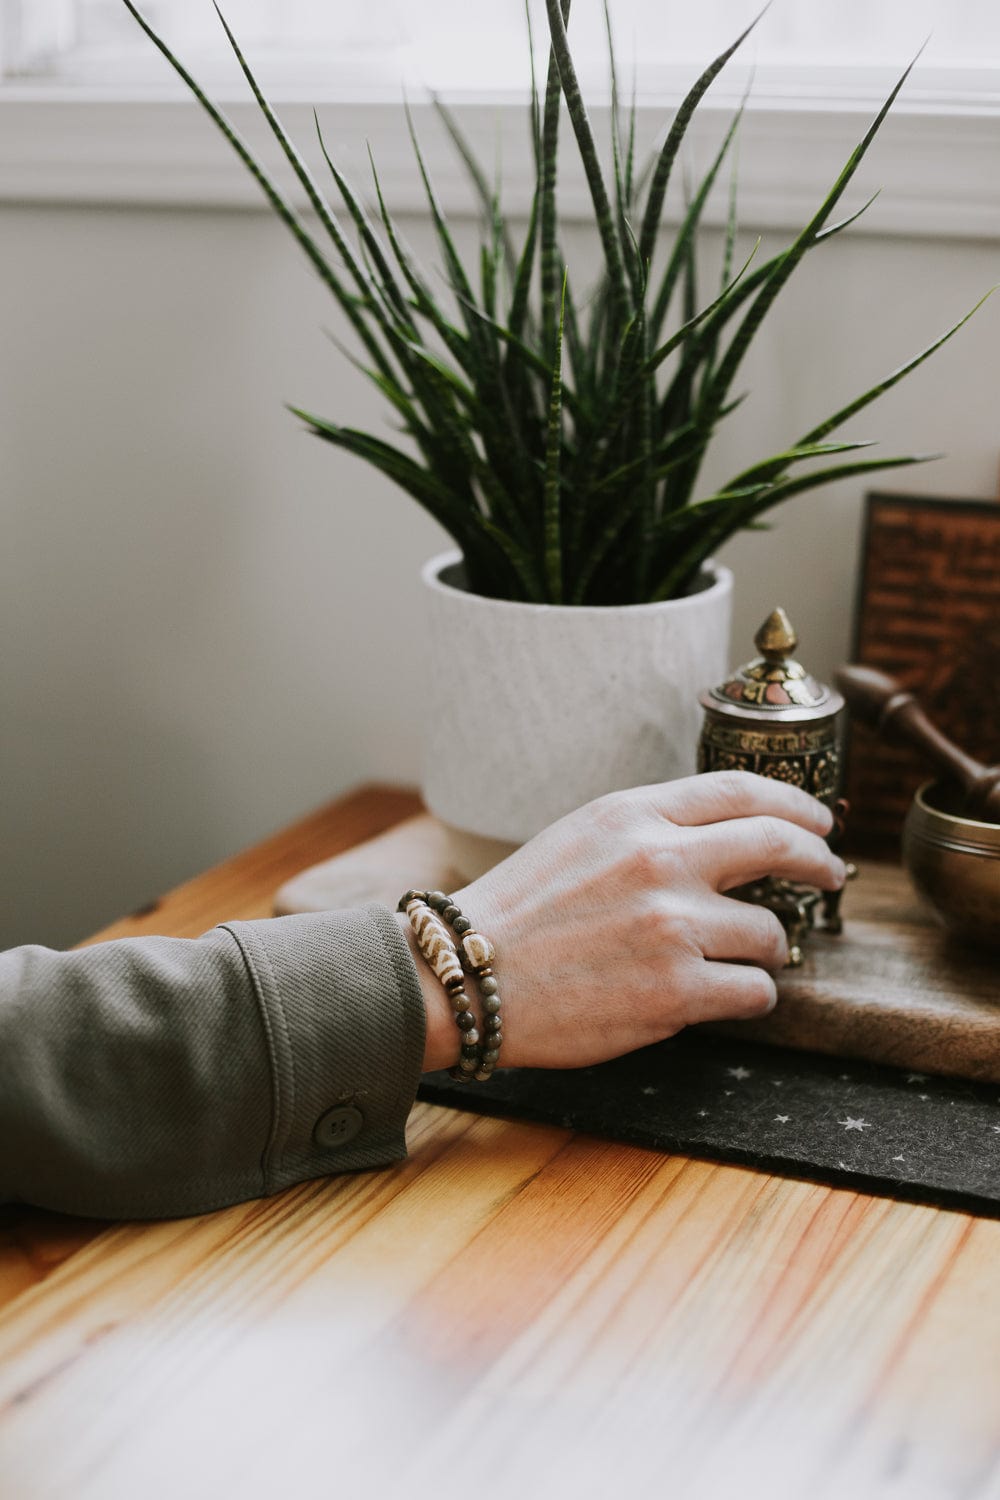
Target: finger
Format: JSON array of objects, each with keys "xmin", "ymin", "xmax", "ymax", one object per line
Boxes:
[
  {"xmin": 694, "ymin": 896, "xmax": 789, "ymax": 969},
  {"xmin": 648, "ymin": 770, "xmax": 833, "ymax": 837},
  {"xmin": 690, "ymin": 960, "xmax": 778, "ymax": 1024},
  {"xmin": 690, "ymin": 815, "xmax": 846, "ymax": 893}
]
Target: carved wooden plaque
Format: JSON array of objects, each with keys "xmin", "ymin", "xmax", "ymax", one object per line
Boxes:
[{"xmin": 844, "ymin": 492, "xmax": 1000, "ymax": 854}]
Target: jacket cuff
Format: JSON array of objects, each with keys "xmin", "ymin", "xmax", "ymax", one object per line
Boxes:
[{"xmin": 221, "ymin": 903, "xmax": 426, "ymax": 1192}]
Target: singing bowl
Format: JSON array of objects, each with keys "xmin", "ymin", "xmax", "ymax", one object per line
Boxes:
[{"xmin": 902, "ymin": 781, "xmax": 1000, "ymax": 950}]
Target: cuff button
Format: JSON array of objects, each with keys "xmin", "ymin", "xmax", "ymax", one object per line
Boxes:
[{"xmin": 313, "ymin": 1104, "xmax": 365, "ymax": 1150}]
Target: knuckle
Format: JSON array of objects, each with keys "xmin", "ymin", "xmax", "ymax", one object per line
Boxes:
[
  {"xmin": 709, "ymin": 768, "xmax": 761, "ymax": 812},
  {"xmin": 755, "ymin": 816, "xmax": 791, "ymax": 864},
  {"xmin": 647, "ymin": 901, "xmax": 693, "ymax": 951},
  {"xmin": 620, "ymin": 835, "xmax": 666, "ymax": 888},
  {"xmin": 589, "ymin": 788, "xmax": 638, "ymax": 834}
]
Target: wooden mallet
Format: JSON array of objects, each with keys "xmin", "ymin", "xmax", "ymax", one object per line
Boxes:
[{"xmin": 834, "ymin": 663, "xmax": 1000, "ymax": 826}]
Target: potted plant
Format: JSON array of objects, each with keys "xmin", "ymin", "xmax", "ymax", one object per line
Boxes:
[{"xmin": 121, "ymin": 0, "xmax": 983, "ymax": 863}]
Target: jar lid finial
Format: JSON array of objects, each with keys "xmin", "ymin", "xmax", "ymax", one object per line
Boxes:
[
  {"xmin": 755, "ymin": 606, "xmax": 797, "ymax": 663},
  {"xmin": 699, "ymin": 605, "xmax": 842, "ymax": 721}
]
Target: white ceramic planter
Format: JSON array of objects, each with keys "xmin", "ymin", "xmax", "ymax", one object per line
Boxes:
[{"xmin": 420, "ymin": 550, "xmax": 733, "ymax": 857}]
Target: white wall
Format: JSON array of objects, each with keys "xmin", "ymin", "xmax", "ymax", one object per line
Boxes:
[{"xmin": 2, "ymin": 199, "xmax": 997, "ymax": 949}]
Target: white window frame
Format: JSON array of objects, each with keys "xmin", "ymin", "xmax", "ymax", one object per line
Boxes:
[{"xmin": 1, "ymin": 4, "xmax": 999, "ymax": 242}]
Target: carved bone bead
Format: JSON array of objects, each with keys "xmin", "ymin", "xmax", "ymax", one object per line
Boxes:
[
  {"xmin": 407, "ymin": 900, "xmax": 464, "ymax": 987},
  {"xmin": 461, "ymin": 931, "xmax": 496, "ymax": 970}
]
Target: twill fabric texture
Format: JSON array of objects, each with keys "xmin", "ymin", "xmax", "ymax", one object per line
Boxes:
[{"xmin": 0, "ymin": 905, "xmax": 426, "ymax": 1219}]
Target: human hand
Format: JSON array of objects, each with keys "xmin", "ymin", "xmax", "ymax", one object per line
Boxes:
[{"xmin": 414, "ymin": 771, "xmax": 845, "ymax": 1072}]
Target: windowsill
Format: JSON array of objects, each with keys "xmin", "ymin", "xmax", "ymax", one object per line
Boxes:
[{"xmin": 1, "ymin": 83, "xmax": 999, "ymax": 240}]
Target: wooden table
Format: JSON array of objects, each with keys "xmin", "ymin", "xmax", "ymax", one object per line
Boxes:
[{"xmin": 2, "ymin": 785, "xmax": 998, "ymax": 1500}]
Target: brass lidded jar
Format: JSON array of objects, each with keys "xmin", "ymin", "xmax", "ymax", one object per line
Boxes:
[{"xmin": 698, "ymin": 606, "xmax": 844, "ymax": 807}]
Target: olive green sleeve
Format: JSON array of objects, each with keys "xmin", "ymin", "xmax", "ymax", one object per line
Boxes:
[{"xmin": 0, "ymin": 905, "xmax": 426, "ymax": 1219}]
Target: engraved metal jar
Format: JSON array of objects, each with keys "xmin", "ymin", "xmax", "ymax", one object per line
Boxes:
[
  {"xmin": 697, "ymin": 607, "xmax": 849, "ymax": 964},
  {"xmin": 698, "ymin": 607, "xmax": 843, "ymax": 807}
]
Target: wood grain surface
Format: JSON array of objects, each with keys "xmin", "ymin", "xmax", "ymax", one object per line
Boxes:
[{"xmin": 2, "ymin": 785, "xmax": 1000, "ymax": 1500}]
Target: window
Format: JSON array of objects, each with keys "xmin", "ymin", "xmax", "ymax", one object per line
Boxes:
[
  {"xmin": 5, "ymin": 1, "xmax": 1000, "ymax": 103},
  {"xmin": 2, "ymin": 1, "xmax": 998, "ymax": 237}
]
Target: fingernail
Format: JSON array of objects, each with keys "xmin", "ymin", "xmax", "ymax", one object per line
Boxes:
[{"xmin": 834, "ymin": 857, "xmax": 847, "ymax": 887}]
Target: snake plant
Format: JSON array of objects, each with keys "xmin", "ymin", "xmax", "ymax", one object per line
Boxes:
[{"xmin": 122, "ymin": 0, "xmax": 984, "ymax": 605}]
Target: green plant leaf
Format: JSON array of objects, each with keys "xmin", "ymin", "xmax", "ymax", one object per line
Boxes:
[
  {"xmin": 638, "ymin": 5, "xmax": 767, "ymax": 267},
  {"xmin": 652, "ymin": 452, "xmax": 936, "ymax": 599},
  {"xmin": 540, "ymin": 0, "xmax": 570, "ymax": 364},
  {"xmin": 543, "ymin": 278, "xmax": 568, "ymax": 601},
  {"xmin": 431, "ymin": 95, "xmax": 519, "ymax": 285},
  {"xmin": 648, "ymin": 103, "xmax": 744, "ymax": 345},
  {"xmin": 543, "ymin": 0, "xmax": 631, "ymax": 330},
  {"xmin": 722, "ymin": 439, "xmax": 878, "ymax": 493},
  {"xmin": 123, "ymin": 4, "xmax": 987, "ymax": 608},
  {"xmin": 797, "ymin": 290, "xmax": 995, "ymax": 447},
  {"xmin": 119, "ymin": 0, "xmax": 400, "ymax": 389},
  {"xmin": 701, "ymin": 57, "xmax": 922, "ymax": 430},
  {"xmin": 313, "ymin": 111, "xmax": 414, "ymax": 335}
]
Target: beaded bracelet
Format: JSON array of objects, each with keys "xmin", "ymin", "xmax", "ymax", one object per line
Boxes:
[{"xmin": 398, "ymin": 889, "xmax": 503, "ymax": 1083}]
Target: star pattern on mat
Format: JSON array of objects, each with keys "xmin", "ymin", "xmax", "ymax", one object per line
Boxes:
[{"xmin": 424, "ymin": 1038, "xmax": 1000, "ymax": 1215}]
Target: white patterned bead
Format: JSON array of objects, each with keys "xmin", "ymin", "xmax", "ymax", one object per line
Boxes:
[
  {"xmin": 407, "ymin": 900, "xmax": 463, "ymax": 987},
  {"xmin": 461, "ymin": 931, "xmax": 495, "ymax": 970}
]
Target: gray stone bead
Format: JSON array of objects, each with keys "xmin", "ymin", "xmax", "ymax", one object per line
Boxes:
[
  {"xmin": 442, "ymin": 904, "xmax": 461, "ymax": 924},
  {"xmin": 448, "ymin": 1066, "xmax": 471, "ymax": 1083},
  {"xmin": 458, "ymin": 1055, "xmax": 478, "ymax": 1073},
  {"xmin": 480, "ymin": 976, "xmax": 499, "ymax": 997},
  {"xmin": 452, "ymin": 992, "xmax": 472, "ymax": 1012},
  {"xmin": 461, "ymin": 1044, "xmax": 479, "ymax": 1060},
  {"xmin": 482, "ymin": 993, "xmax": 501, "ymax": 1015},
  {"xmin": 452, "ymin": 915, "xmax": 472, "ymax": 935},
  {"xmin": 427, "ymin": 890, "xmax": 449, "ymax": 911},
  {"xmin": 482, "ymin": 1048, "xmax": 500, "ymax": 1064},
  {"xmin": 456, "ymin": 1010, "xmax": 477, "ymax": 1031},
  {"xmin": 463, "ymin": 1028, "xmax": 480, "ymax": 1047},
  {"xmin": 484, "ymin": 1014, "xmax": 502, "ymax": 1032},
  {"xmin": 485, "ymin": 1033, "xmax": 502, "ymax": 1051},
  {"xmin": 474, "ymin": 1067, "xmax": 494, "ymax": 1082}
]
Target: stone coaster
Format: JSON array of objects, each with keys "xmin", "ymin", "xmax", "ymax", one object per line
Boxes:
[{"xmin": 419, "ymin": 1031, "xmax": 1000, "ymax": 1218}]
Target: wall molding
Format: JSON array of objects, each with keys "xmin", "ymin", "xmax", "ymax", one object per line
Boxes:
[{"xmin": 1, "ymin": 89, "xmax": 999, "ymax": 240}]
